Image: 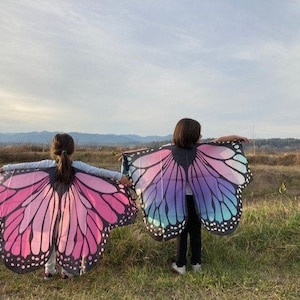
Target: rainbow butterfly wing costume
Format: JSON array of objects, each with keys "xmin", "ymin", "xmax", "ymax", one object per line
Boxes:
[
  {"xmin": 0, "ymin": 167, "xmax": 137, "ymax": 274},
  {"xmin": 122, "ymin": 141, "xmax": 252, "ymax": 241}
]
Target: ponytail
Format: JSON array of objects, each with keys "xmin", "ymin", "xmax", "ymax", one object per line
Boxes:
[
  {"xmin": 50, "ymin": 134, "xmax": 75, "ymax": 184},
  {"xmin": 56, "ymin": 150, "xmax": 74, "ymax": 184}
]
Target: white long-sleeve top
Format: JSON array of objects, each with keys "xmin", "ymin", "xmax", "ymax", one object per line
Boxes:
[{"xmin": 2, "ymin": 160, "xmax": 123, "ymax": 181}]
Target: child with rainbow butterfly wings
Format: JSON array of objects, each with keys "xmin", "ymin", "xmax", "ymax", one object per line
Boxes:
[
  {"xmin": 0, "ymin": 133, "xmax": 137, "ymax": 279},
  {"xmin": 121, "ymin": 118, "xmax": 252, "ymax": 275}
]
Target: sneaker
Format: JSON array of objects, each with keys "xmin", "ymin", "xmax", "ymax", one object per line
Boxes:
[
  {"xmin": 61, "ymin": 272, "xmax": 74, "ymax": 280},
  {"xmin": 191, "ymin": 263, "xmax": 202, "ymax": 272},
  {"xmin": 44, "ymin": 270, "xmax": 57, "ymax": 280},
  {"xmin": 171, "ymin": 262, "xmax": 186, "ymax": 275}
]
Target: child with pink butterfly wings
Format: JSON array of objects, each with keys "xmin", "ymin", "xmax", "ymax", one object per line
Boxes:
[{"xmin": 0, "ymin": 133, "xmax": 134, "ymax": 279}]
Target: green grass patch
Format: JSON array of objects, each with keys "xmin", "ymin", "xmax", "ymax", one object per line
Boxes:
[
  {"xmin": 1, "ymin": 148, "xmax": 299, "ymax": 299},
  {"xmin": 1, "ymin": 196, "xmax": 299, "ymax": 299}
]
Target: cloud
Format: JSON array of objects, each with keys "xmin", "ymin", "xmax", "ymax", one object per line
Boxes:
[{"xmin": 0, "ymin": 0, "xmax": 299, "ymax": 138}]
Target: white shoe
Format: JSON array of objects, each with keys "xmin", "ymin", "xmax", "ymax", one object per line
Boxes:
[
  {"xmin": 171, "ymin": 262, "xmax": 186, "ymax": 275},
  {"xmin": 61, "ymin": 271, "xmax": 74, "ymax": 279},
  {"xmin": 44, "ymin": 269, "xmax": 57, "ymax": 280},
  {"xmin": 191, "ymin": 263, "xmax": 202, "ymax": 272}
]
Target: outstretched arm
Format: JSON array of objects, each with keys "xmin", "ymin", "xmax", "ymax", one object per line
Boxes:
[
  {"xmin": 0, "ymin": 160, "xmax": 55, "ymax": 173},
  {"xmin": 213, "ymin": 135, "xmax": 249, "ymax": 143},
  {"xmin": 72, "ymin": 161, "xmax": 132, "ymax": 186}
]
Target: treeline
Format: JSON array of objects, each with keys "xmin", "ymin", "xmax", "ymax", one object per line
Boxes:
[
  {"xmin": 247, "ymin": 138, "xmax": 300, "ymax": 152},
  {"xmin": 0, "ymin": 138, "xmax": 299, "ymax": 152}
]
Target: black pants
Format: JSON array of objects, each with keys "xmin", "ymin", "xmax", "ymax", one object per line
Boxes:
[{"xmin": 176, "ymin": 195, "xmax": 201, "ymax": 267}]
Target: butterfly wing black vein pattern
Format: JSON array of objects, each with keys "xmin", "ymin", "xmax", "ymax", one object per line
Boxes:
[
  {"xmin": 122, "ymin": 141, "xmax": 252, "ymax": 240},
  {"xmin": 0, "ymin": 167, "xmax": 137, "ymax": 274}
]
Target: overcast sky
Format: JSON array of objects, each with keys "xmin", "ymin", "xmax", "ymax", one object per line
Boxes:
[{"xmin": 0, "ymin": 1, "xmax": 299, "ymax": 139}]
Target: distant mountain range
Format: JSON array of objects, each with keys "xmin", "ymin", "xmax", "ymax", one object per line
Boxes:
[
  {"xmin": 0, "ymin": 131, "xmax": 299, "ymax": 151},
  {"xmin": 0, "ymin": 131, "xmax": 173, "ymax": 146}
]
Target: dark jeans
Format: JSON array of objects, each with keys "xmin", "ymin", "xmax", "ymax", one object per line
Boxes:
[{"xmin": 176, "ymin": 195, "xmax": 201, "ymax": 267}]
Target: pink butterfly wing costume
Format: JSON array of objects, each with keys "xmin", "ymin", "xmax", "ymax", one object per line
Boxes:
[{"xmin": 0, "ymin": 160, "xmax": 137, "ymax": 274}]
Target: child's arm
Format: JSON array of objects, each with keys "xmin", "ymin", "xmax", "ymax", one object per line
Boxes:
[
  {"xmin": 213, "ymin": 135, "xmax": 249, "ymax": 143},
  {"xmin": 72, "ymin": 161, "xmax": 132, "ymax": 186},
  {"xmin": 0, "ymin": 160, "xmax": 55, "ymax": 172}
]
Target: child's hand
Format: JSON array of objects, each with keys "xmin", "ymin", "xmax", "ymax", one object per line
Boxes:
[
  {"xmin": 236, "ymin": 136, "xmax": 249, "ymax": 143},
  {"xmin": 119, "ymin": 175, "xmax": 133, "ymax": 186},
  {"xmin": 116, "ymin": 148, "xmax": 148, "ymax": 161}
]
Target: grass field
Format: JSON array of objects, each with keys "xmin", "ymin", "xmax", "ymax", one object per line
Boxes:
[{"xmin": 0, "ymin": 147, "xmax": 299, "ymax": 299}]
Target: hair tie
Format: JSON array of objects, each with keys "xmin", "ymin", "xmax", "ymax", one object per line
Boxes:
[{"xmin": 61, "ymin": 150, "xmax": 67, "ymax": 155}]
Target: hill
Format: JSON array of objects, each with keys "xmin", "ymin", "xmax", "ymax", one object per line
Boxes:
[
  {"xmin": 0, "ymin": 131, "xmax": 299, "ymax": 150},
  {"xmin": 0, "ymin": 131, "xmax": 173, "ymax": 146}
]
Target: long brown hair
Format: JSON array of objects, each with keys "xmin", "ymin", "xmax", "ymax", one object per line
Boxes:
[
  {"xmin": 50, "ymin": 133, "xmax": 75, "ymax": 184},
  {"xmin": 172, "ymin": 118, "xmax": 201, "ymax": 148}
]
